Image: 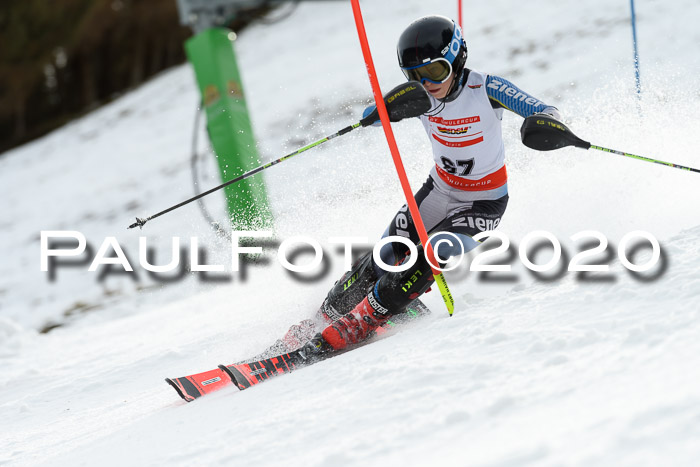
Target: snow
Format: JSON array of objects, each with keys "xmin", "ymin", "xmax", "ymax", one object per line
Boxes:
[{"xmin": 1, "ymin": 0, "xmax": 700, "ymax": 465}]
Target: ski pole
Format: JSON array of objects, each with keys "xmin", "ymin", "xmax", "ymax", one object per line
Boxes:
[
  {"xmin": 127, "ymin": 81, "xmax": 432, "ymax": 230},
  {"xmin": 588, "ymin": 144, "xmax": 700, "ymax": 173},
  {"xmin": 521, "ymin": 114, "xmax": 700, "ymax": 174},
  {"xmin": 127, "ymin": 123, "xmax": 358, "ymax": 230}
]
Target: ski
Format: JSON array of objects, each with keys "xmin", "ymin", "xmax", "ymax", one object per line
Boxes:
[
  {"xmin": 165, "ymin": 367, "xmax": 232, "ymax": 402},
  {"xmin": 166, "ymin": 299, "xmax": 430, "ymax": 401},
  {"xmin": 219, "ymin": 343, "xmax": 327, "ymax": 390}
]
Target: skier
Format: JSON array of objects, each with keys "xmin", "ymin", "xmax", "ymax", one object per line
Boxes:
[
  {"xmin": 167, "ymin": 14, "xmax": 572, "ymax": 400},
  {"xmin": 286, "ymin": 15, "xmax": 563, "ymax": 356}
]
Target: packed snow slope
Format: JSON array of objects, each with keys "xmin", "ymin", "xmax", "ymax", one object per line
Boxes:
[{"xmin": 1, "ymin": 0, "xmax": 700, "ymax": 465}]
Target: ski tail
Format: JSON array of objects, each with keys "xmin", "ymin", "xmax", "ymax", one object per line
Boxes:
[{"xmin": 165, "ymin": 367, "xmax": 231, "ymax": 402}]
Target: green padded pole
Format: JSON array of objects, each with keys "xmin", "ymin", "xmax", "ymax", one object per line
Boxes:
[{"xmin": 185, "ymin": 27, "xmax": 273, "ymax": 230}]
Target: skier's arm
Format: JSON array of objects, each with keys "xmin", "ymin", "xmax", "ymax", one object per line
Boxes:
[{"xmin": 486, "ymin": 75, "xmax": 560, "ymax": 120}]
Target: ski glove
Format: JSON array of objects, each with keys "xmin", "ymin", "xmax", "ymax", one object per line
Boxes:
[{"xmin": 521, "ymin": 113, "xmax": 589, "ymax": 151}]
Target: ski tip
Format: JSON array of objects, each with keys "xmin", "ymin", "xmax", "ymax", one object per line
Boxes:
[{"xmin": 165, "ymin": 377, "xmax": 195, "ymax": 403}]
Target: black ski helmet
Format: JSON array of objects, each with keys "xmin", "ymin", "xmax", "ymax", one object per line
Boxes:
[{"xmin": 397, "ymin": 15, "xmax": 468, "ymax": 84}]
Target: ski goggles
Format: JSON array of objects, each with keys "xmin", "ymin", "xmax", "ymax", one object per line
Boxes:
[{"xmin": 400, "ymin": 58, "xmax": 453, "ymax": 85}]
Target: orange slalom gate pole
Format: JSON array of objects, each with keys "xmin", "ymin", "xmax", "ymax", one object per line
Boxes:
[
  {"xmin": 458, "ymin": 0, "xmax": 463, "ymax": 30},
  {"xmin": 349, "ymin": 0, "xmax": 455, "ymax": 316}
]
